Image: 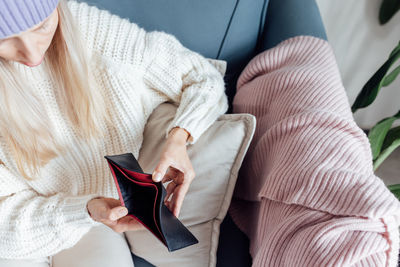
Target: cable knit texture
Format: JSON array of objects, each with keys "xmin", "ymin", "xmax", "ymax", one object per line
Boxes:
[
  {"xmin": 228, "ymin": 35, "xmax": 400, "ymax": 266},
  {"xmin": 0, "ymin": 0, "xmax": 228, "ymax": 259}
]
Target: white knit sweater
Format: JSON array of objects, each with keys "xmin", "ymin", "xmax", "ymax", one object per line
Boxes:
[{"xmin": 0, "ymin": 0, "xmax": 228, "ymax": 259}]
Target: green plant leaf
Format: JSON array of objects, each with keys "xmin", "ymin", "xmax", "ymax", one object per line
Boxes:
[
  {"xmin": 352, "ymin": 42, "xmax": 400, "ymax": 113},
  {"xmin": 389, "ymin": 40, "xmax": 400, "ymax": 58},
  {"xmin": 373, "ymin": 126, "xmax": 400, "ymax": 170},
  {"xmin": 368, "ymin": 110, "xmax": 400, "ymax": 160},
  {"xmin": 382, "ymin": 125, "xmax": 400, "ymax": 150},
  {"xmin": 388, "ymin": 184, "xmax": 400, "ymax": 200},
  {"xmin": 381, "ymin": 64, "xmax": 400, "ymax": 86},
  {"xmin": 379, "ymin": 0, "xmax": 400, "ymax": 25}
]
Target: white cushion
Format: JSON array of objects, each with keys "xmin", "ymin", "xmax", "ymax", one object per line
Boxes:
[{"xmin": 124, "ymin": 102, "xmax": 256, "ymax": 267}]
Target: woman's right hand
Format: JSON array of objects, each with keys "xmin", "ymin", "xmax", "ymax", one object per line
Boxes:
[{"xmin": 86, "ymin": 196, "xmax": 145, "ymax": 233}]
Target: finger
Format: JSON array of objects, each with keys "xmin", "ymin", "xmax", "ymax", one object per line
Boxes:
[
  {"xmin": 152, "ymin": 160, "xmax": 170, "ymax": 182},
  {"xmin": 170, "ymin": 162, "xmax": 195, "ymax": 183},
  {"xmin": 113, "ymin": 216, "xmax": 134, "ymax": 232},
  {"xmin": 95, "ymin": 201, "xmax": 113, "ymax": 221},
  {"xmin": 115, "ymin": 216, "xmax": 144, "ymax": 232},
  {"xmin": 105, "ymin": 216, "xmax": 130, "ymax": 233},
  {"xmin": 170, "ymin": 168, "xmax": 186, "ymax": 185},
  {"xmin": 118, "ymin": 216, "xmax": 136, "ymax": 225},
  {"xmin": 165, "ymin": 200, "xmax": 171, "ymax": 211},
  {"xmin": 109, "ymin": 206, "xmax": 128, "ymax": 221},
  {"xmin": 120, "ymin": 216, "xmax": 142, "ymax": 228},
  {"xmin": 164, "ymin": 181, "xmax": 177, "ymax": 202},
  {"xmin": 161, "ymin": 168, "xmax": 178, "ymax": 183},
  {"xmin": 103, "ymin": 197, "xmax": 123, "ymax": 208},
  {"xmin": 170, "ymin": 183, "xmax": 190, "ymax": 217},
  {"xmin": 96, "ymin": 201, "xmax": 127, "ymax": 222}
]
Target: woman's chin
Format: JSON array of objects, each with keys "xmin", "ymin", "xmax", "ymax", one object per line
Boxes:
[{"xmin": 20, "ymin": 57, "xmax": 44, "ymax": 67}]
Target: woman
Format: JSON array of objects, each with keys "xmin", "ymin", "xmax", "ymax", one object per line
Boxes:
[{"xmin": 0, "ymin": 0, "xmax": 228, "ymax": 266}]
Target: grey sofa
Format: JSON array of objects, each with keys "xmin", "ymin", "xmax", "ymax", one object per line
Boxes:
[{"xmin": 77, "ymin": 0, "xmax": 327, "ymax": 266}]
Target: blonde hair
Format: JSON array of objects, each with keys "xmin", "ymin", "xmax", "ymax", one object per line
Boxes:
[{"xmin": 0, "ymin": 0, "xmax": 113, "ymax": 180}]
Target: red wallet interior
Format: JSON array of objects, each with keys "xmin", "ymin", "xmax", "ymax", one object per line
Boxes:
[
  {"xmin": 107, "ymin": 162, "xmax": 166, "ymax": 244},
  {"xmin": 121, "ymin": 168, "xmax": 153, "ymax": 183}
]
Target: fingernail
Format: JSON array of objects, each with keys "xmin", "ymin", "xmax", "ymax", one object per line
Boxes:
[
  {"xmin": 153, "ymin": 172, "xmax": 162, "ymax": 182},
  {"xmin": 111, "ymin": 213, "xmax": 118, "ymax": 221},
  {"xmin": 118, "ymin": 208, "xmax": 127, "ymax": 216}
]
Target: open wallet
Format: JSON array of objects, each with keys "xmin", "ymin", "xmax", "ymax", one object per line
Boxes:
[{"xmin": 104, "ymin": 152, "xmax": 199, "ymax": 252}]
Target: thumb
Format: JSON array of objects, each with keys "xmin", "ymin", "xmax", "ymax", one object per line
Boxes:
[
  {"xmin": 97, "ymin": 199, "xmax": 127, "ymax": 221},
  {"xmin": 109, "ymin": 206, "xmax": 128, "ymax": 221},
  {"xmin": 152, "ymin": 160, "xmax": 169, "ymax": 182}
]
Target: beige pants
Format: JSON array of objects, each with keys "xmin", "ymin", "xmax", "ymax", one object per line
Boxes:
[{"xmin": 0, "ymin": 224, "xmax": 135, "ymax": 267}]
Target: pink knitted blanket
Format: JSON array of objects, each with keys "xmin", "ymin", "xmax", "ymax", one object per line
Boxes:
[{"xmin": 228, "ymin": 36, "xmax": 400, "ymax": 266}]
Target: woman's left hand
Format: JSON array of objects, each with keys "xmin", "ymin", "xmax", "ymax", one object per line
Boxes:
[{"xmin": 152, "ymin": 127, "xmax": 196, "ymax": 218}]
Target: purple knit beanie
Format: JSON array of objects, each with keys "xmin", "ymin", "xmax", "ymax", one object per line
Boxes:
[{"xmin": 0, "ymin": 0, "xmax": 60, "ymax": 39}]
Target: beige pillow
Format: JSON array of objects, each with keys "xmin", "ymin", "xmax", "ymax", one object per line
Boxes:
[
  {"xmin": 124, "ymin": 108, "xmax": 255, "ymax": 266},
  {"xmin": 124, "ymin": 58, "xmax": 256, "ymax": 266}
]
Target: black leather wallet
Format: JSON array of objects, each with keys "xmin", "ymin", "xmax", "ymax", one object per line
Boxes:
[{"xmin": 104, "ymin": 152, "xmax": 199, "ymax": 252}]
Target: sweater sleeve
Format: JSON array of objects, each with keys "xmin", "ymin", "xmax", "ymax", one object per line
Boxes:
[
  {"xmin": 0, "ymin": 162, "xmax": 104, "ymax": 259},
  {"xmin": 142, "ymin": 32, "xmax": 229, "ymax": 145},
  {"xmin": 67, "ymin": 0, "xmax": 229, "ymax": 145}
]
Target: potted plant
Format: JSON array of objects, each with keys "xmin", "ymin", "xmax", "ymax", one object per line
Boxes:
[{"xmin": 351, "ymin": 0, "xmax": 400, "ymax": 199}]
